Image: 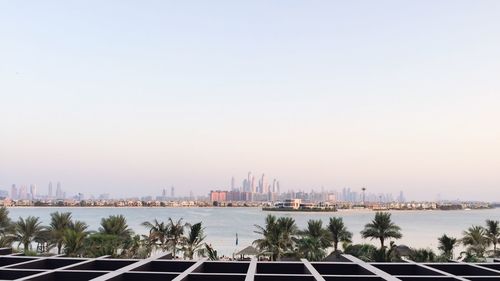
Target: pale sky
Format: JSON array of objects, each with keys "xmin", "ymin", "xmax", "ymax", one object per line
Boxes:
[{"xmin": 1, "ymin": 1, "xmax": 499, "ymax": 200}]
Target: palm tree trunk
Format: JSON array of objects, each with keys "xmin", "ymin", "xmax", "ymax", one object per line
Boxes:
[
  {"xmin": 58, "ymin": 243, "xmax": 62, "ymax": 254},
  {"xmin": 380, "ymin": 238, "xmax": 384, "ymax": 249},
  {"xmin": 333, "ymin": 241, "xmax": 338, "ymax": 252}
]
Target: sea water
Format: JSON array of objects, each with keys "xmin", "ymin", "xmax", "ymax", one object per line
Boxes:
[{"xmin": 7, "ymin": 207, "xmax": 500, "ymax": 256}]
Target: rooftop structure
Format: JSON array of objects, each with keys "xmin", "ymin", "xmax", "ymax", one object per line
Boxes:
[{"xmin": 0, "ymin": 250, "xmax": 499, "ymax": 281}]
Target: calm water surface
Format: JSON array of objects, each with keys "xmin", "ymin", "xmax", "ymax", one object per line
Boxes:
[{"xmin": 7, "ymin": 207, "xmax": 500, "ymax": 256}]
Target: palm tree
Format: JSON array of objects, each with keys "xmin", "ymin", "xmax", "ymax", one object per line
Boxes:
[
  {"xmin": 344, "ymin": 243, "xmax": 378, "ymax": 262},
  {"xmin": 253, "ymin": 215, "xmax": 298, "ymax": 261},
  {"xmin": 11, "ymin": 216, "xmax": 45, "ymax": 254},
  {"xmin": 122, "ymin": 234, "xmax": 150, "ymax": 259},
  {"xmin": 166, "ymin": 218, "xmax": 187, "ymax": 259},
  {"xmin": 276, "ymin": 216, "xmax": 298, "ymax": 255},
  {"xmin": 63, "ymin": 229, "xmax": 87, "ymax": 257},
  {"xmin": 360, "ymin": 212, "xmax": 402, "ymax": 250},
  {"xmin": 48, "ymin": 212, "xmax": 72, "ymax": 254},
  {"xmin": 0, "ymin": 207, "xmax": 13, "ymax": 247},
  {"xmin": 0, "ymin": 207, "xmax": 12, "ymax": 234},
  {"xmin": 437, "ymin": 234, "xmax": 458, "ymax": 260},
  {"xmin": 142, "ymin": 219, "xmax": 169, "ymax": 251},
  {"xmin": 62, "ymin": 219, "xmax": 89, "ymax": 257},
  {"xmin": 462, "ymin": 225, "xmax": 490, "ymax": 259},
  {"xmin": 84, "ymin": 233, "xmax": 123, "ymax": 257},
  {"xmin": 183, "ymin": 222, "xmax": 206, "ymax": 259},
  {"xmin": 253, "ymin": 214, "xmax": 279, "ymax": 260},
  {"xmin": 297, "ymin": 219, "xmax": 331, "ymax": 261},
  {"xmin": 485, "ymin": 220, "xmax": 499, "ymax": 257},
  {"xmin": 70, "ymin": 220, "xmax": 89, "ymax": 234},
  {"xmin": 327, "ymin": 217, "xmax": 352, "ymax": 252},
  {"xmin": 99, "ymin": 215, "xmax": 133, "ymax": 238},
  {"xmin": 204, "ymin": 243, "xmax": 219, "ymax": 260},
  {"xmin": 409, "ymin": 248, "xmax": 437, "ymax": 262}
]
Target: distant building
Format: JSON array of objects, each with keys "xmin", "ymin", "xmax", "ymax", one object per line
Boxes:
[
  {"xmin": 10, "ymin": 184, "xmax": 18, "ymax": 200},
  {"xmin": 48, "ymin": 182, "xmax": 53, "ymax": 198},
  {"xmin": 210, "ymin": 190, "xmax": 227, "ymax": 202},
  {"xmin": 19, "ymin": 185, "xmax": 28, "ymax": 200},
  {"xmin": 0, "ymin": 190, "xmax": 8, "ymax": 198},
  {"xmin": 56, "ymin": 182, "xmax": 63, "ymax": 199},
  {"xmin": 284, "ymin": 199, "xmax": 301, "ymax": 209},
  {"xmin": 30, "ymin": 184, "xmax": 37, "ymax": 199},
  {"xmin": 98, "ymin": 193, "xmax": 110, "ymax": 200}
]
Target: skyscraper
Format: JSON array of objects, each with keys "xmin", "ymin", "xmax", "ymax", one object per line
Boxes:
[
  {"xmin": 231, "ymin": 176, "xmax": 235, "ymax": 190},
  {"xmin": 246, "ymin": 172, "xmax": 252, "ymax": 192},
  {"xmin": 10, "ymin": 184, "xmax": 17, "ymax": 200},
  {"xmin": 242, "ymin": 179, "xmax": 248, "ymax": 192},
  {"xmin": 171, "ymin": 186, "xmax": 175, "ymax": 198},
  {"xmin": 56, "ymin": 182, "xmax": 62, "ymax": 199},
  {"xmin": 19, "ymin": 185, "xmax": 27, "ymax": 200},
  {"xmin": 48, "ymin": 182, "xmax": 53, "ymax": 198},
  {"xmin": 260, "ymin": 174, "xmax": 267, "ymax": 194},
  {"xmin": 251, "ymin": 176, "xmax": 255, "ymax": 193},
  {"xmin": 30, "ymin": 184, "xmax": 37, "ymax": 199}
]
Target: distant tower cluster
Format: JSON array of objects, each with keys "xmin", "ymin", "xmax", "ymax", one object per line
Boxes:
[
  {"xmin": 9, "ymin": 181, "xmax": 65, "ymax": 200},
  {"xmin": 232, "ymin": 172, "xmax": 281, "ymax": 201}
]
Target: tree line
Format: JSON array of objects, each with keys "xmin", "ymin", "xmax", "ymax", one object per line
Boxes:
[
  {"xmin": 252, "ymin": 212, "xmax": 500, "ymax": 262},
  {"xmin": 0, "ymin": 207, "xmax": 211, "ymax": 259},
  {"xmin": 0, "ymin": 207, "xmax": 498, "ymax": 263}
]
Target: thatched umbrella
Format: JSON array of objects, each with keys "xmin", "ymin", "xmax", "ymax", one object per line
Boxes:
[
  {"xmin": 395, "ymin": 245, "xmax": 412, "ymax": 257},
  {"xmin": 323, "ymin": 250, "xmax": 351, "ymax": 262},
  {"xmin": 235, "ymin": 246, "xmax": 259, "ymax": 259}
]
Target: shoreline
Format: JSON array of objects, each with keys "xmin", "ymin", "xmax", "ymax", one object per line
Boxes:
[{"xmin": 5, "ymin": 205, "xmax": 495, "ymax": 213}]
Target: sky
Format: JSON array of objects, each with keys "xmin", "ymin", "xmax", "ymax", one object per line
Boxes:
[{"xmin": 1, "ymin": 1, "xmax": 499, "ymax": 201}]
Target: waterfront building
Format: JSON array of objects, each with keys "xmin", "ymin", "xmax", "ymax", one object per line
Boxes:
[
  {"xmin": 210, "ymin": 190, "xmax": 227, "ymax": 202},
  {"xmin": 283, "ymin": 198, "xmax": 301, "ymax": 209}
]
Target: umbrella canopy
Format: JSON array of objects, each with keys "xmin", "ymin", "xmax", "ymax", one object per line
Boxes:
[
  {"xmin": 236, "ymin": 246, "xmax": 259, "ymax": 256},
  {"xmin": 323, "ymin": 251, "xmax": 351, "ymax": 262},
  {"xmin": 395, "ymin": 245, "xmax": 412, "ymax": 257}
]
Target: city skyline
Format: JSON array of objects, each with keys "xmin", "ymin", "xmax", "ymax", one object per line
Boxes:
[
  {"xmin": 0, "ymin": 174, "xmax": 491, "ymax": 202},
  {"xmin": 1, "ymin": 1, "xmax": 499, "ymax": 201}
]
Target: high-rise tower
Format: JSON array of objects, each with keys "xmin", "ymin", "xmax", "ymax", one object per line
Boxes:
[
  {"xmin": 48, "ymin": 182, "xmax": 53, "ymax": 198},
  {"xmin": 30, "ymin": 184, "xmax": 37, "ymax": 199},
  {"xmin": 260, "ymin": 174, "xmax": 267, "ymax": 194},
  {"xmin": 56, "ymin": 182, "xmax": 62, "ymax": 199},
  {"xmin": 10, "ymin": 184, "xmax": 17, "ymax": 200}
]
